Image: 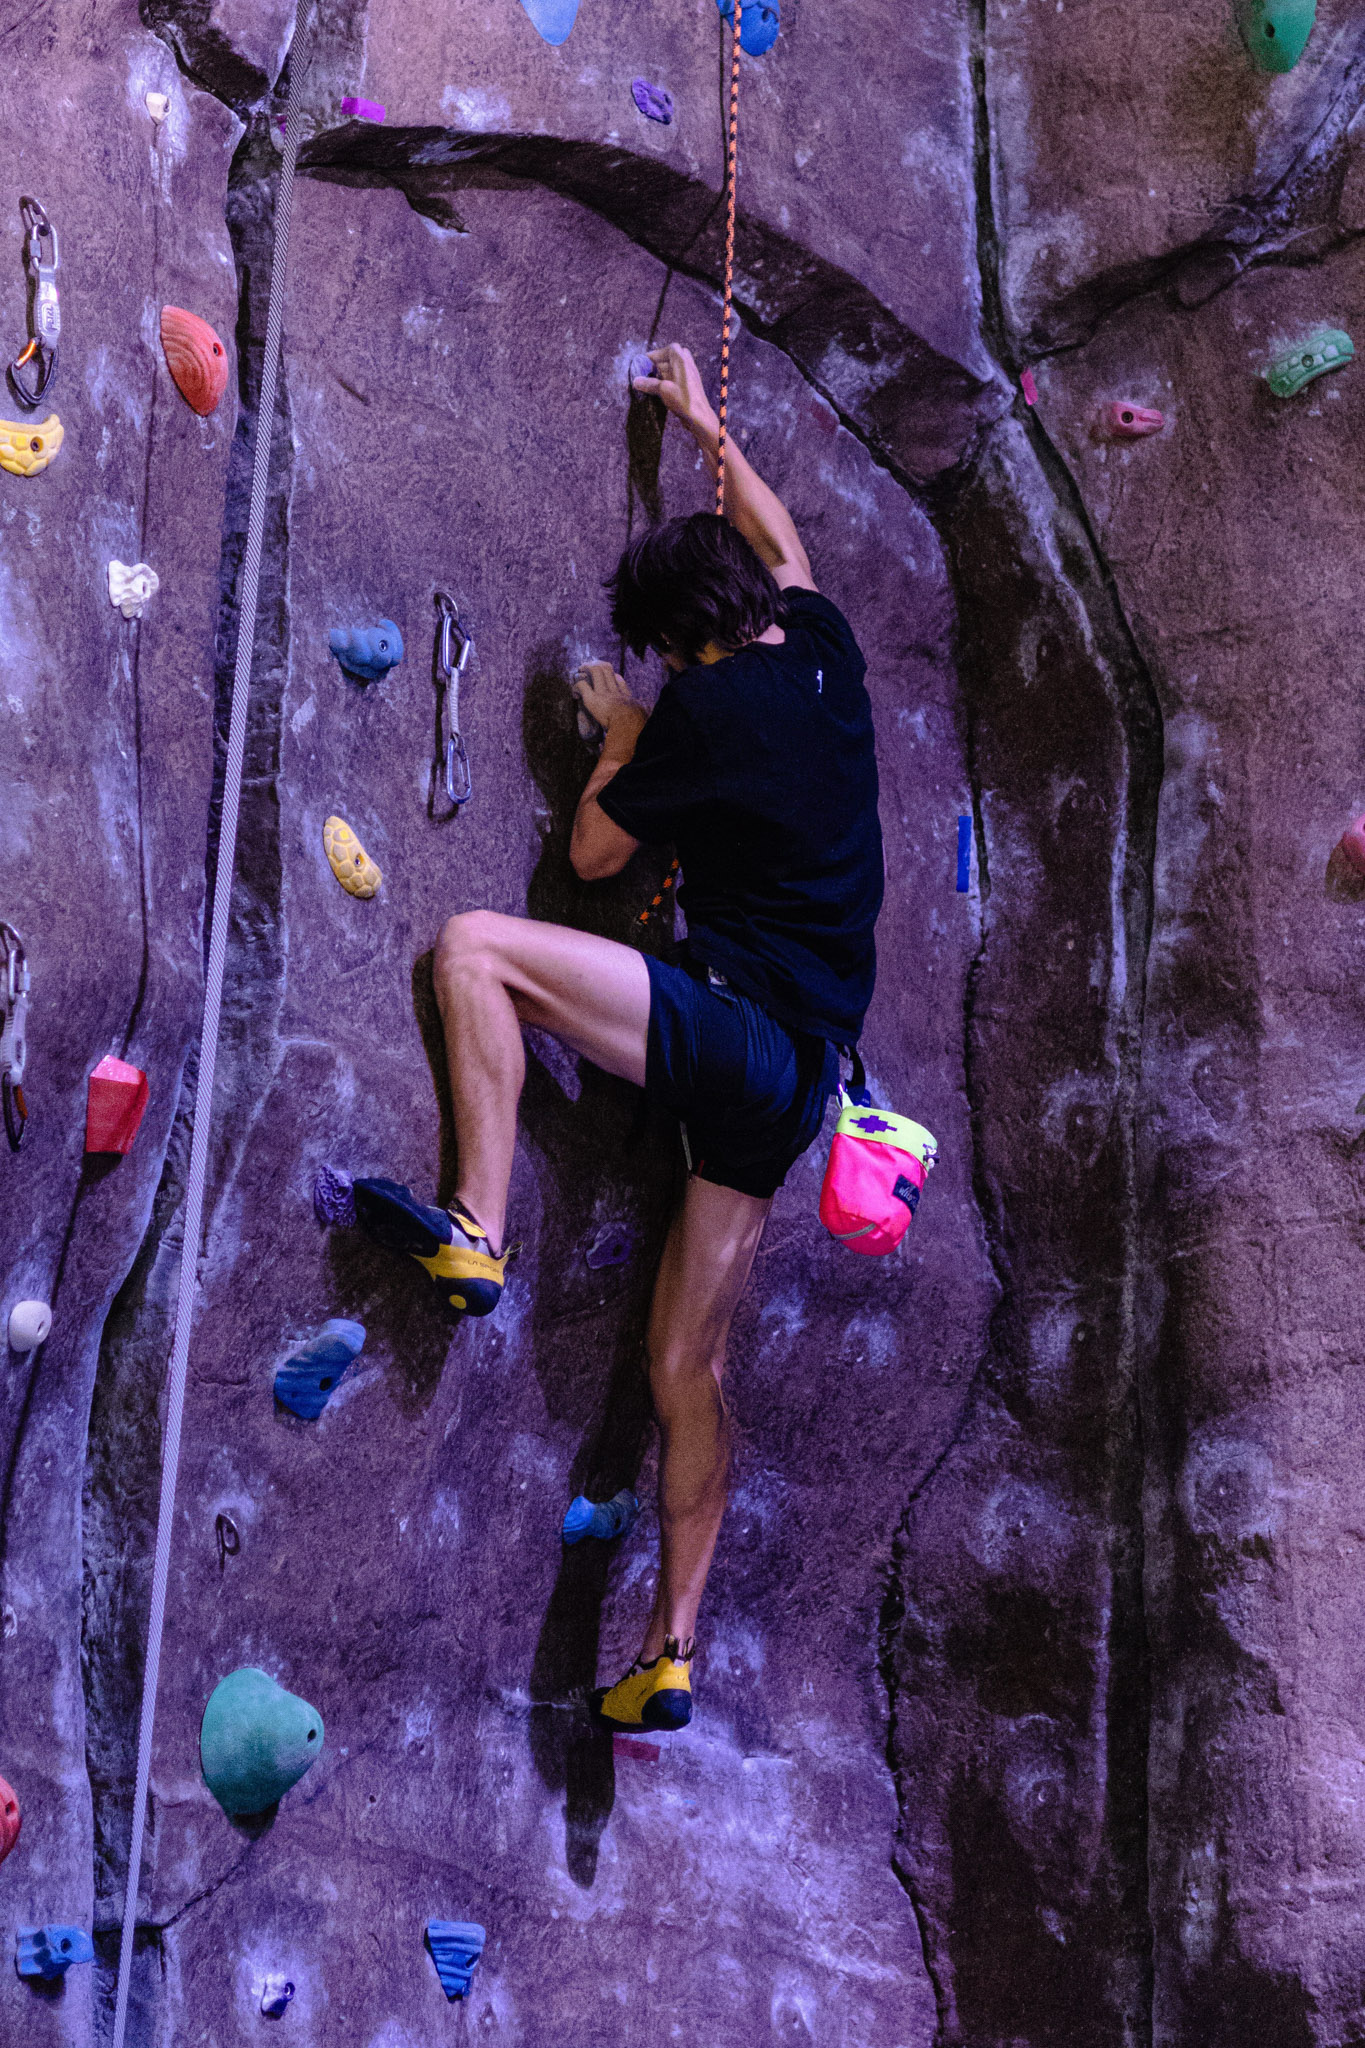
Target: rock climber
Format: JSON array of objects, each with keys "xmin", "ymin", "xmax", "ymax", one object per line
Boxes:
[{"xmin": 353, "ymin": 342, "xmax": 883, "ymax": 1732}]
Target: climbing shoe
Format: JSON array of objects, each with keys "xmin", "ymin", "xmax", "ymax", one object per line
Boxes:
[
  {"xmin": 352, "ymin": 1178, "xmax": 507, "ymax": 1317},
  {"xmin": 593, "ymin": 1637, "xmax": 694, "ymax": 1732}
]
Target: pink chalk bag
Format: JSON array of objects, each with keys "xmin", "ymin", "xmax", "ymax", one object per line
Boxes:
[{"xmin": 819, "ymin": 1054, "xmax": 939, "ymax": 1256}]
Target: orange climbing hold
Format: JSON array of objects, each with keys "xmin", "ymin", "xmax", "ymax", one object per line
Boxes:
[
  {"xmin": 85, "ymin": 1055, "xmax": 149, "ymax": 1156},
  {"xmin": 160, "ymin": 306, "xmax": 229, "ymax": 417}
]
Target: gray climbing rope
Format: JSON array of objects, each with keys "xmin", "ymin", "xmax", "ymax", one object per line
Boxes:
[{"xmin": 109, "ymin": 11, "xmax": 308, "ymax": 2040}]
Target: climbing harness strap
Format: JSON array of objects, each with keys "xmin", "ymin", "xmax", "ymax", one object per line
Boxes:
[
  {"xmin": 434, "ymin": 590, "xmax": 473, "ymax": 807},
  {"xmin": 7, "ymin": 198, "xmax": 59, "ymax": 411},
  {"xmin": 109, "ymin": 12, "xmax": 307, "ymax": 2044},
  {"xmin": 0, "ymin": 921, "xmax": 29, "ymax": 1152},
  {"xmin": 714, "ymin": 0, "xmax": 742, "ymax": 513}
]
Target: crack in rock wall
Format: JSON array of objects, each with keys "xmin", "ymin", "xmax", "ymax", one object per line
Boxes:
[{"xmin": 2, "ymin": 1, "xmax": 1362, "ymax": 2043}]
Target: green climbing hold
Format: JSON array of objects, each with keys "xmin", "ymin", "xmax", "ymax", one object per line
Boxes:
[
  {"xmin": 200, "ymin": 1667, "xmax": 324, "ymax": 1816},
  {"xmin": 1263, "ymin": 327, "xmax": 1354, "ymax": 398},
  {"xmin": 1237, "ymin": 0, "xmax": 1316, "ymax": 73}
]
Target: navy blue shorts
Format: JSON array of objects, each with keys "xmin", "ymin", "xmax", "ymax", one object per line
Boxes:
[{"xmin": 643, "ymin": 956, "xmax": 840, "ymax": 1201}]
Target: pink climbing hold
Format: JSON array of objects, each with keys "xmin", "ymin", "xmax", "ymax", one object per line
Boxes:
[
  {"xmin": 1337, "ymin": 815, "xmax": 1365, "ymax": 878},
  {"xmin": 613, "ymin": 1735, "xmax": 660, "ymax": 1763},
  {"xmin": 1102, "ymin": 400, "xmax": 1164, "ymax": 440},
  {"xmin": 1020, "ymin": 369, "xmax": 1038, "ymax": 406},
  {"xmin": 340, "ymin": 95, "xmax": 386, "ymax": 122},
  {"xmin": 84, "ymin": 1056, "xmax": 149, "ymax": 1156}
]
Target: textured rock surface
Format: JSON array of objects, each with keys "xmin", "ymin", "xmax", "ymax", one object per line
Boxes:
[{"xmin": 4, "ymin": 0, "xmax": 1365, "ymax": 2042}]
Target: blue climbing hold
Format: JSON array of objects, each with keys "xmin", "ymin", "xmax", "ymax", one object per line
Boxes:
[
  {"xmin": 328, "ymin": 620, "xmax": 404, "ymax": 684},
  {"xmin": 517, "ymin": 0, "xmax": 578, "ymax": 44},
  {"xmin": 562, "ymin": 1488, "xmax": 640, "ymax": 1545},
  {"xmin": 585, "ymin": 1221, "xmax": 635, "ymax": 1269},
  {"xmin": 313, "ymin": 1164, "xmax": 356, "ymax": 1229},
  {"xmin": 956, "ymin": 815, "xmax": 971, "ymax": 892},
  {"xmin": 717, "ymin": 0, "xmax": 780, "ymax": 55},
  {"xmin": 16, "ymin": 1927, "xmax": 94, "ymax": 1981},
  {"xmin": 274, "ymin": 1319, "xmax": 365, "ymax": 1420},
  {"xmin": 426, "ymin": 1920, "xmax": 486, "ymax": 2000}
]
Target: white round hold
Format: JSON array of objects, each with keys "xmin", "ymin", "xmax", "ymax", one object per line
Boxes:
[{"xmin": 8, "ymin": 1300, "xmax": 52, "ymax": 1352}]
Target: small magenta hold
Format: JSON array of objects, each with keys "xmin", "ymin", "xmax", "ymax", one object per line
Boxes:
[
  {"xmin": 274, "ymin": 1319, "xmax": 366, "ymax": 1420},
  {"xmin": 340, "ymin": 95, "xmax": 386, "ymax": 121},
  {"xmin": 1020, "ymin": 368, "xmax": 1038, "ymax": 406},
  {"xmin": 426, "ymin": 1921, "xmax": 486, "ymax": 2000},
  {"xmin": 632, "ymin": 78, "xmax": 674, "ymax": 123},
  {"xmin": 16, "ymin": 1927, "xmax": 94, "ymax": 1981},
  {"xmin": 313, "ymin": 1164, "xmax": 357, "ymax": 1229},
  {"xmin": 562, "ymin": 1489, "xmax": 640, "ymax": 1545},
  {"xmin": 1102, "ymin": 400, "xmax": 1164, "ymax": 439},
  {"xmin": 0, "ymin": 1773, "xmax": 20, "ymax": 1867},
  {"xmin": 613, "ymin": 1734, "xmax": 660, "ymax": 1763}
]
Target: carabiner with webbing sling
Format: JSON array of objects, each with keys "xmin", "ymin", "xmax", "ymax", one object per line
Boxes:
[{"xmin": 7, "ymin": 198, "xmax": 60, "ymax": 411}]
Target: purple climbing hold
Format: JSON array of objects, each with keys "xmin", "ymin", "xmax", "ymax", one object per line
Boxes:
[
  {"xmin": 632, "ymin": 78, "xmax": 675, "ymax": 124},
  {"xmin": 340, "ymin": 95, "xmax": 386, "ymax": 122},
  {"xmin": 629, "ymin": 351, "xmax": 656, "ymax": 386},
  {"xmin": 586, "ymin": 1221, "xmax": 635, "ymax": 1270},
  {"xmin": 313, "ymin": 1164, "xmax": 356, "ymax": 1229}
]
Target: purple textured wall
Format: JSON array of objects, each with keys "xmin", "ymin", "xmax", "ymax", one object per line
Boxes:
[{"xmin": 2, "ymin": 1, "xmax": 1365, "ymax": 2043}]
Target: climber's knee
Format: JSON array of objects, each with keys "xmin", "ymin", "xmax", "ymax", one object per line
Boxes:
[
  {"xmin": 433, "ymin": 909, "xmax": 509, "ymax": 1012},
  {"xmin": 647, "ymin": 1341, "xmax": 726, "ymax": 1431}
]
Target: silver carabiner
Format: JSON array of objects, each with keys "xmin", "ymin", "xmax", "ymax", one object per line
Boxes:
[
  {"xmin": 0, "ymin": 921, "xmax": 30, "ymax": 1152},
  {"xmin": 8, "ymin": 199, "xmax": 59, "ymax": 410},
  {"xmin": 434, "ymin": 591, "xmax": 473, "ymax": 809}
]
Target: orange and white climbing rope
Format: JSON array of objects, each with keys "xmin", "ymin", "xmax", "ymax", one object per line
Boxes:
[{"xmin": 714, "ymin": 0, "xmax": 742, "ymax": 514}]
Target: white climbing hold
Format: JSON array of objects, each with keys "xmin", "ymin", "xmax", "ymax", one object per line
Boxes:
[
  {"xmin": 8, "ymin": 1300, "xmax": 52, "ymax": 1352},
  {"xmin": 145, "ymin": 92, "xmax": 170, "ymax": 124},
  {"xmin": 108, "ymin": 561, "xmax": 160, "ymax": 620}
]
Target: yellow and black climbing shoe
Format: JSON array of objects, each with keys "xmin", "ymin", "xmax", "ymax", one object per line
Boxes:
[
  {"xmin": 352, "ymin": 1178, "xmax": 507, "ymax": 1317},
  {"xmin": 593, "ymin": 1637, "xmax": 694, "ymax": 1732}
]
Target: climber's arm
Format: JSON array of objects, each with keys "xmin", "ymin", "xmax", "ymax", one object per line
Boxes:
[
  {"xmin": 570, "ymin": 664, "xmax": 645, "ymax": 881},
  {"xmin": 632, "ymin": 342, "xmax": 816, "ymax": 592}
]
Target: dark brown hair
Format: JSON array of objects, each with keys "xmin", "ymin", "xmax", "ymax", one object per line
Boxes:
[{"xmin": 607, "ymin": 512, "xmax": 783, "ymax": 666}]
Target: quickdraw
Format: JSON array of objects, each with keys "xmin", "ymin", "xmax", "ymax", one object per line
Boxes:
[
  {"xmin": 433, "ymin": 591, "xmax": 473, "ymax": 809},
  {"xmin": 7, "ymin": 198, "xmax": 60, "ymax": 411},
  {"xmin": 1, "ymin": 921, "xmax": 30, "ymax": 1152}
]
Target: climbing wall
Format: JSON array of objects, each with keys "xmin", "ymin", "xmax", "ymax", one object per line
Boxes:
[{"xmin": 3, "ymin": 0, "xmax": 1365, "ymax": 2042}]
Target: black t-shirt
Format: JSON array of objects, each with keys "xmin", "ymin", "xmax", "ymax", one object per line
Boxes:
[{"xmin": 598, "ymin": 588, "xmax": 882, "ymax": 1043}]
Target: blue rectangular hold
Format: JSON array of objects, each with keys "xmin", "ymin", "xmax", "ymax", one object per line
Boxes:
[{"xmin": 956, "ymin": 815, "xmax": 972, "ymax": 892}]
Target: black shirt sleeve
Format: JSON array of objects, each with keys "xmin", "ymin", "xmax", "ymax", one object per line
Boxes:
[{"xmin": 596, "ymin": 686, "xmax": 712, "ymax": 844}]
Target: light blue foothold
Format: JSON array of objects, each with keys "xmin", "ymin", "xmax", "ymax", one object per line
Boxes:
[
  {"xmin": 717, "ymin": 0, "xmax": 781, "ymax": 55},
  {"xmin": 426, "ymin": 1920, "xmax": 486, "ymax": 2000},
  {"xmin": 562, "ymin": 1488, "xmax": 640, "ymax": 1546},
  {"xmin": 328, "ymin": 620, "xmax": 404, "ymax": 684},
  {"xmin": 16, "ymin": 1927, "xmax": 94, "ymax": 1981},
  {"xmin": 518, "ymin": 0, "xmax": 579, "ymax": 45},
  {"xmin": 274, "ymin": 1318, "xmax": 366, "ymax": 1420}
]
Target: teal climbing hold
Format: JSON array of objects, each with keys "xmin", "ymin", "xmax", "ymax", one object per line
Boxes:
[
  {"xmin": 200, "ymin": 1668, "xmax": 324, "ymax": 1816},
  {"xmin": 518, "ymin": 0, "xmax": 578, "ymax": 45},
  {"xmin": 273, "ymin": 1318, "xmax": 366, "ymax": 1420},
  {"xmin": 1263, "ymin": 327, "xmax": 1354, "ymax": 398},
  {"xmin": 16, "ymin": 1927, "xmax": 93, "ymax": 1981},
  {"xmin": 1237, "ymin": 0, "xmax": 1315, "ymax": 73},
  {"xmin": 718, "ymin": 0, "xmax": 780, "ymax": 55}
]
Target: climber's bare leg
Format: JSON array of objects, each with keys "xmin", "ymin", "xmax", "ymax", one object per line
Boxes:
[
  {"xmin": 637, "ymin": 1174, "xmax": 770, "ymax": 1660},
  {"xmin": 432, "ymin": 909, "xmax": 649, "ymax": 1252}
]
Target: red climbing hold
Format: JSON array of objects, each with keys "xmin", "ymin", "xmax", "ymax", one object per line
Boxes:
[
  {"xmin": 0, "ymin": 1774, "xmax": 20, "ymax": 1867},
  {"xmin": 84, "ymin": 1055, "xmax": 149, "ymax": 1156},
  {"xmin": 1337, "ymin": 815, "xmax": 1365, "ymax": 878},
  {"xmin": 1101, "ymin": 400, "xmax": 1164, "ymax": 440}
]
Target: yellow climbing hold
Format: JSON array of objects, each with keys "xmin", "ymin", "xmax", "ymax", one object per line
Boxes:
[
  {"xmin": 323, "ymin": 815, "xmax": 382, "ymax": 898},
  {"xmin": 0, "ymin": 413, "xmax": 63, "ymax": 477}
]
